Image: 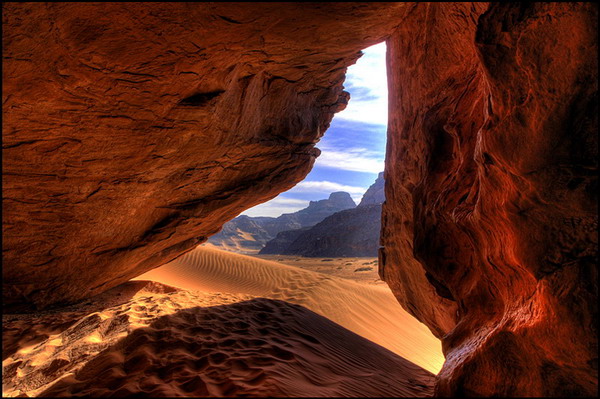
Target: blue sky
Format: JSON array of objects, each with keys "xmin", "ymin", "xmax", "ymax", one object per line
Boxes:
[{"xmin": 243, "ymin": 42, "xmax": 387, "ymax": 217}]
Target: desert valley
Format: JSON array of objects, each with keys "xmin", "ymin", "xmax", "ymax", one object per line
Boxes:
[{"xmin": 3, "ymin": 2, "xmax": 597, "ymax": 398}]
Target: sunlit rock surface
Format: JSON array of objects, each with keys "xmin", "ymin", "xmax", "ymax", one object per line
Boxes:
[
  {"xmin": 2, "ymin": 2, "xmax": 403, "ymax": 309},
  {"xmin": 381, "ymin": 2, "xmax": 598, "ymax": 396}
]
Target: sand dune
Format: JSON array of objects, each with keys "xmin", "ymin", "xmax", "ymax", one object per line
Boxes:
[
  {"xmin": 3, "ymin": 281, "xmax": 435, "ymax": 397},
  {"xmin": 135, "ymin": 246, "xmax": 444, "ymax": 374},
  {"xmin": 3, "ymin": 246, "xmax": 443, "ymax": 397}
]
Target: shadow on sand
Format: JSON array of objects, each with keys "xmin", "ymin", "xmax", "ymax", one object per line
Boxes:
[{"xmin": 8, "ymin": 293, "xmax": 437, "ymax": 397}]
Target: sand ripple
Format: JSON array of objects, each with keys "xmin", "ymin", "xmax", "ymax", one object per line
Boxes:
[
  {"xmin": 3, "ymin": 247, "xmax": 441, "ymax": 397},
  {"xmin": 136, "ymin": 246, "xmax": 444, "ymax": 373}
]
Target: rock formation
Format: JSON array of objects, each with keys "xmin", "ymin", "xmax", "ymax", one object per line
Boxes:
[
  {"xmin": 381, "ymin": 2, "xmax": 598, "ymax": 396},
  {"xmin": 260, "ymin": 173, "xmax": 384, "ymax": 257},
  {"xmin": 207, "ymin": 192, "xmax": 355, "ymax": 253},
  {"xmin": 357, "ymin": 172, "xmax": 385, "ymax": 207},
  {"xmin": 3, "ymin": 2, "xmax": 597, "ymax": 397},
  {"xmin": 2, "ymin": 2, "xmax": 398, "ymax": 309},
  {"xmin": 205, "ymin": 215, "xmax": 272, "ymax": 253},
  {"xmin": 287, "ymin": 192, "xmax": 356, "ymax": 225}
]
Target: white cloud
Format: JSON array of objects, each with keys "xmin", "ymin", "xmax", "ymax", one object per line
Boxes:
[
  {"xmin": 335, "ymin": 42, "xmax": 388, "ymax": 126},
  {"xmin": 240, "ymin": 181, "xmax": 370, "ymax": 217},
  {"xmin": 241, "ymin": 197, "xmax": 309, "ymax": 217},
  {"xmin": 267, "ymin": 198, "xmax": 309, "ymax": 205},
  {"xmin": 315, "ymin": 144, "xmax": 384, "ymax": 174},
  {"xmin": 293, "ymin": 180, "xmax": 367, "ymax": 195}
]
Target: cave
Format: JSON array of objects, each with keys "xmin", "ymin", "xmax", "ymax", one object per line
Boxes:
[{"xmin": 2, "ymin": 2, "xmax": 597, "ymax": 397}]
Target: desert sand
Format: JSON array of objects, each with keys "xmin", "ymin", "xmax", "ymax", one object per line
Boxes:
[
  {"xmin": 3, "ymin": 246, "xmax": 442, "ymax": 397},
  {"xmin": 137, "ymin": 246, "xmax": 444, "ymax": 374},
  {"xmin": 251, "ymin": 252, "xmax": 384, "ymax": 286}
]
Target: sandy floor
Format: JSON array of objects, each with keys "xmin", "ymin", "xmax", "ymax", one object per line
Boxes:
[
  {"xmin": 253, "ymin": 253, "xmax": 384, "ymax": 285},
  {"xmin": 201, "ymin": 242, "xmax": 384, "ymax": 285},
  {"xmin": 3, "ymin": 246, "xmax": 442, "ymax": 397}
]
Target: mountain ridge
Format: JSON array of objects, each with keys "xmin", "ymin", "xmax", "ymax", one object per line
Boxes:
[
  {"xmin": 206, "ymin": 191, "xmax": 356, "ymax": 253},
  {"xmin": 259, "ymin": 174, "xmax": 385, "ymax": 257}
]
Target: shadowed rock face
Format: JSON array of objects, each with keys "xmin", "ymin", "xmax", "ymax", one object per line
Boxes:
[
  {"xmin": 381, "ymin": 2, "xmax": 597, "ymax": 396},
  {"xmin": 358, "ymin": 172, "xmax": 385, "ymax": 207},
  {"xmin": 3, "ymin": 2, "xmax": 598, "ymax": 397},
  {"xmin": 273, "ymin": 204, "xmax": 382, "ymax": 258},
  {"xmin": 260, "ymin": 174, "xmax": 385, "ymax": 257},
  {"xmin": 259, "ymin": 228, "xmax": 310, "ymax": 255},
  {"xmin": 2, "ymin": 2, "xmax": 403, "ymax": 308}
]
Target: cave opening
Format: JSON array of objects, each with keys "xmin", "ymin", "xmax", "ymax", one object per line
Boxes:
[{"xmin": 189, "ymin": 42, "xmax": 446, "ymax": 375}]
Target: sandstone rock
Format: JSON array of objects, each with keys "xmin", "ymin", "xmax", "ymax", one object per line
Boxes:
[
  {"xmin": 2, "ymin": 2, "xmax": 401, "ymax": 309},
  {"xmin": 381, "ymin": 2, "xmax": 597, "ymax": 396},
  {"xmin": 3, "ymin": 2, "xmax": 597, "ymax": 397}
]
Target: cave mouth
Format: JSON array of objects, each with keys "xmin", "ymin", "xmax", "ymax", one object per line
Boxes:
[{"xmin": 192, "ymin": 42, "xmax": 445, "ymax": 374}]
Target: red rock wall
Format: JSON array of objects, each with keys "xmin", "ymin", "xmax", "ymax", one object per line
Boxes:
[
  {"xmin": 2, "ymin": 2, "xmax": 405, "ymax": 309},
  {"xmin": 381, "ymin": 2, "xmax": 598, "ymax": 396},
  {"xmin": 4, "ymin": 2, "xmax": 598, "ymax": 396}
]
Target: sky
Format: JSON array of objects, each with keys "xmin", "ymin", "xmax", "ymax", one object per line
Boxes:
[{"xmin": 243, "ymin": 42, "xmax": 388, "ymax": 217}]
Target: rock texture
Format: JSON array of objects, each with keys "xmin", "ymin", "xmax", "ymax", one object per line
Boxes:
[
  {"xmin": 2, "ymin": 2, "xmax": 402, "ymax": 309},
  {"xmin": 381, "ymin": 2, "xmax": 598, "ymax": 396},
  {"xmin": 3, "ymin": 2, "xmax": 598, "ymax": 397},
  {"xmin": 260, "ymin": 173, "xmax": 385, "ymax": 257},
  {"xmin": 207, "ymin": 192, "xmax": 355, "ymax": 253}
]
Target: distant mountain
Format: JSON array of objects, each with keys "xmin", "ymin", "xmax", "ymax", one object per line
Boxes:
[
  {"xmin": 268, "ymin": 204, "xmax": 382, "ymax": 257},
  {"xmin": 259, "ymin": 173, "xmax": 385, "ymax": 257},
  {"xmin": 358, "ymin": 172, "xmax": 384, "ymax": 207},
  {"xmin": 207, "ymin": 192, "xmax": 356, "ymax": 253},
  {"xmin": 259, "ymin": 227, "xmax": 311, "ymax": 255},
  {"xmin": 206, "ymin": 215, "xmax": 271, "ymax": 253}
]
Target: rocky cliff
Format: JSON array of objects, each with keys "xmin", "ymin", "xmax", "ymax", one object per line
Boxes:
[
  {"xmin": 273, "ymin": 204, "xmax": 382, "ymax": 258},
  {"xmin": 3, "ymin": 2, "xmax": 597, "ymax": 397},
  {"xmin": 207, "ymin": 192, "xmax": 355, "ymax": 253},
  {"xmin": 259, "ymin": 228, "xmax": 311, "ymax": 255},
  {"xmin": 260, "ymin": 174, "xmax": 385, "ymax": 257},
  {"xmin": 358, "ymin": 172, "xmax": 385, "ymax": 207},
  {"xmin": 381, "ymin": 2, "xmax": 597, "ymax": 396}
]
